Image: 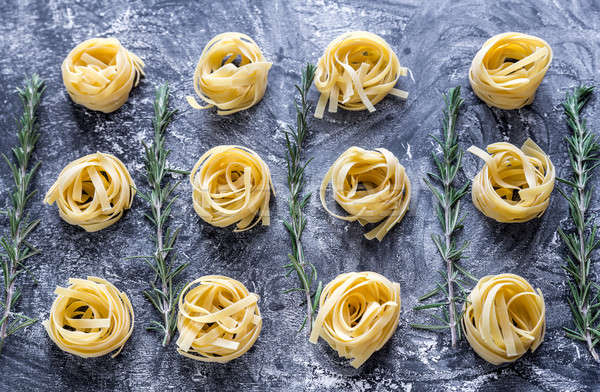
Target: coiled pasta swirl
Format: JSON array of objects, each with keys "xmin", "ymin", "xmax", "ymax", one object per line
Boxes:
[
  {"xmin": 314, "ymin": 31, "xmax": 409, "ymax": 119},
  {"xmin": 176, "ymin": 275, "xmax": 262, "ymax": 363},
  {"xmin": 309, "ymin": 271, "xmax": 401, "ymax": 368},
  {"xmin": 186, "ymin": 32, "xmax": 272, "ymax": 115},
  {"xmin": 462, "ymin": 273, "xmax": 545, "ymax": 365},
  {"xmin": 190, "ymin": 145, "xmax": 274, "ymax": 232},
  {"xmin": 43, "ymin": 276, "xmax": 134, "ymax": 358},
  {"xmin": 468, "ymin": 138, "xmax": 555, "ymax": 223},
  {"xmin": 469, "ymin": 32, "xmax": 552, "ymax": 109},
  {"xmin": 320, "ymin": 147, "xmax": 411, "ymax": 241},
  {"xmin": 62, "ymin": 37, "xmax": 145, "ymax": 113},
  {"xmin": 44, "ymin": 152, "xmax": 136, "ymax": 232}
]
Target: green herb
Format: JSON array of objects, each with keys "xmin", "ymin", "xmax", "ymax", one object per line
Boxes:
[
  {"xmin": 0, "ymin": 74, "xmax": 45, "ymax": 355},
  {"xmin": 557, "ymin": 86, "xmax": 600, "ymax": 362},
  {"xmin": 283, "ymin": 64, "xmax": 322, "ymax": 333},
  {"xmin": 411, "ymin": 86, "xmax": 475, "ymax": 348},
  {"xmin": 132, "ymin": 83, "xmax": 188, "ymax": 346}
]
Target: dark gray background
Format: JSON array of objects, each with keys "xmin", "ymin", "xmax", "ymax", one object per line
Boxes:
[{"xmin": 0, "ymin": 0, "xmax": 599, "ymax": 391}]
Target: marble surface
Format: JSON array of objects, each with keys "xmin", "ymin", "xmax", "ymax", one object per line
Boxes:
[{"xmin": 1, "ymin": 0, "xmax": 600, "ymax": 391}]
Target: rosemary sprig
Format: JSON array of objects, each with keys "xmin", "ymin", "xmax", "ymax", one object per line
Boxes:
[
  {"xmin": 557, "ymin": 86, "xmax": 600, "ymax": 362},
  {"xmin": 283, "ymin": 64, "xmax": 322, "ymax": 333},
  {"xmin": 0, "ymin": 74, "xmax": 45, "ymax": 355},
  {"xmin": 411, "ymin": 86, "xmax": 475, "ymax": 347},
  {"xmin": 133, "ymin": 83, "xmax": 188, "ymax": 346}
]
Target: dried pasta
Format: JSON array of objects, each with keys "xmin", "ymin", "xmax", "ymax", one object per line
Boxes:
[
  {"xmin": 43, "ymin": 276, "xmax": 134, "ymax": 358},
  {"xmin": 176, "ymin": 275, "xmax": 262, "ymax": 363},
  {"xmin": 469, "ymin": 32, "xmax": 552, "ymax": 109},
  {"xmin": 468, "ymin": 138, "xmax": 554, "ymax": 223},
  {"xmin": 190, "ymin": 145, "xmax": 274, "ymax": 231},
  {"xmin": 44, "ymin": 152, "xmax": 136, "ymax": 232},
  {"xmin": 320, "ymin": 147, "xmax": 411, "ymax": 240},
  {"xmin": 462, "ymin": 273, "xmax": 545, "ymax": 365},
  {"xmin": 62, "ymin": 37, "xmax": 145, "ymax": 113},
  {"xmin": 186, "ymin": 32, "xmax": 272, "ymax": 115},
  {"xmin": 309, "ymin": 271, "xmax": 401, "ymax": 368},
  {"xmin": 314, "ymin": 31, "xmax": 409, "ymax": 119}
]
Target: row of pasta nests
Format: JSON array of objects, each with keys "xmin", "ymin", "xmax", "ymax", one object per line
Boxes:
[
  {"xmin": 61, "ymin": 31, "xmax": 552, "ymax": 115},
  {"xmin": 44, "ymin": 271, "xmax": 545, "ymax": 367}
]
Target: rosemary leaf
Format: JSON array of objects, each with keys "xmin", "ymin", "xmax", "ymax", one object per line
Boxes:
[
  {"xmin": 0, "ymin": 74, "xmax": 45, "ymax": 355},
  {"xmin": 136, "ymin": 83, "xmax": 187, "ymax": 346},
  {"xmin": 283, "ymin": 64, "xmax": 322, "ymax": 334},
  {"xmin": 559, "ymin": 85, "xmax": 600, "ymax": 362},
  {"xmin": 412, "ymin": 86, "xmax": 473, "ymax": 348}
]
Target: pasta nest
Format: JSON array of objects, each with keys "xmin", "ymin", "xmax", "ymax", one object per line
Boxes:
[
  {"xmin": 62, "ymin": 37, "xmax": 145, "ymax": 113},
  {"xmin": 462, "ymin": 273, "xmax": 545, "ymax": 365},
  {"xmin": 44, "ymin": 152, "xmax": 136, "ymax": 232},
  {"xmin": 314, "ymin": 31, "xmax": 409, "ymax": 118},
  {"xmin": 190, "ymin": 145, "xmax": 274, "ymax": 232},
  {"xmin": 186, "ymin": 32, "xmax": 272, "ymax": 115},
  {"xmin": 469, "ymin": 32, "xmax": 552, "ymax": 110},
  {"xmin": 309, "ymin": 271, "xmax": 401, "ymax": 368},
  {"xmin": 176, "ymin": 275, "xmax": 262, "ymax": 363},
  {"xmin": 468, "ymin": 138, "xmax": 555, "ymax": 223},
  {"xmin": 320, "ymin": 147, "xmax": 411, "ymax": 241},
  {"xmin": 43, "ymin": 276, "xmax": 134, "ymax": 358}
]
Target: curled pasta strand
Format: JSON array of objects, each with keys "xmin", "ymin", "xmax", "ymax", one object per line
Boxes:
[
  {"xmin": 190, "ymin": 145, "xmax": 274, "ymax": 232},
  {"xmin": 62, "ymin": 37, "xmax": 145, "ymax": 113},
  {"xmin": 186, "ymin": 32, "xmax": 272, "ymax": 115},
  {"xmin": 468, "ymin": 138, "xmax": 555, "ymax": 223},
  {"xmin": 44, "ymin": 152, "xmax": 136, "ymax": 232},
  {"xmin": 320, "ymin": 147, "xmax": 411, "ymax": 240},
  {"xmin": 309, "ymin": 271, "xmax": 401, "ymax": 368},
  {"xmin": 462, "ymin": 273, "xmax": 545, "ymax": 365},
  {"xmin": 314, "ymin": 31, "xmax": 409, "ymax": 119},
  {"xmin": 469, "ymin": 32, "xmax": 552, "ymax": 109},
  {"xmin": 176, "ymin": 275, "xmax": 262, "ymax": 363},
  {"xmin": 43, "ymin": 276, "xmax": 135, "ymax": 358}
]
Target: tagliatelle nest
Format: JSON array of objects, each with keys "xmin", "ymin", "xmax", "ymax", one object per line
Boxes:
[
  {"xmin": 44, "ymin": 152, "xmax": 136, "ymax": 232},
  {"xmin": 190, "ymin": 145, "xmax": 274, "ymax": 231},
  {"xmin": 462, "ymin": 273, "xmax": 546, "ymax": 365},
  {"xmin": 62, "ymin": 37, "xmax": 145, "ymax": 113},
  {"xmin": 186, "ymin": 32, "xmax": 272, "ymax": 115},
  {"xmin": 176, "ymin": 275, "xmax": 262, "ymax": 363},
  {"xmin": 43, "ymin": 276, "xmax": 135, "ymax": 358}
]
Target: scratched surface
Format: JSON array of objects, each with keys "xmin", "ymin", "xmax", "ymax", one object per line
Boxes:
[{"xmin": 0, "ymin": 0, "xmax": 600, "ymax": 391}]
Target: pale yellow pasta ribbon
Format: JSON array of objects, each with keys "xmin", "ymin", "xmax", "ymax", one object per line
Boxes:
[
  {"xmin": 314, "ymin": 31, "xmax": 409, "ymax": 118},
  {"xmin": 468, "ymin": 138, "xmax": 554, "ymax": 223},
  {"xmin": 62, "ymin": 37, "xmax": 145, "ymax": 113},
  {"xmin": 462, "ymin": 273, "xmax": 545, "ymax": 365},
  {"xmin": 190, "ymin": 145, "xmax": 274, "ymax": 232},
  {"xmin": 469, "ymin": 32, "xmax": 552, "ymax": 109},
  {"xmin": 44, "ymin": 152, "xmax": 136, "ymax": 232},
  {"xmin": 186, "ymin": 32, "xmax": 272, "ymax": 115},
  {"xmin": 320, "ymin": 147, "xmax": 411, "ymax": 240},
  {"xmin": 43, "ymin": 276, "xmax": 134, "ymax": 358},
  {"xmin": 309, "ymin": 271, "xmax": 401, "ymax": 368},
  {"xmin": 176, "ymin": 275, "xmax": 262, "ymax": 363}
]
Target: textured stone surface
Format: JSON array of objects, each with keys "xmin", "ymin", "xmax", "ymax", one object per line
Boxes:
[{"xmin": 1, "ymin": 0, "xmax": 600, "ymax": 391}]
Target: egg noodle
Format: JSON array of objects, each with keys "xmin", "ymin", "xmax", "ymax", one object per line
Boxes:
[
  {"xmin": 190, "ymin": 145, "xmax": 274, "ymax": 231},
  {"xmin": 309, "ymin": 271, "xmax": 401, "ymax": 368},
  {"xmin": 468, "ymin": 138, "xmax": 555, "ymax": 223},
  {"xmin": 462, "ymin": 273, "xmax": 545, "ymax": 365},
  {"xmin": 43, "ymin": 276, "xmax": 134, "ymax": 358},
  {"xmin": 62, "ymin": 37, "xmax": 145, "ymax": 113},
  {"xmin": 320, "ymin": 147, "xmax": 411, "ymax": 240},
  {"xmin": 44, "ymin": 152, "xmax": 136, "ymax": 232},
  {"xmin": 186, "ymin": 32, "xmax": 272, "ymax": 115},
  {"xmin": 469, "ymin": 32, "xmax": 552, "ymax": 109},
  {"xmin": 176, "ymin": 275, "xmax": 262, "ymax": 363},
  {"xmin": 314, "ymin": 31, "xmax": 409, "ymax": 118}
]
